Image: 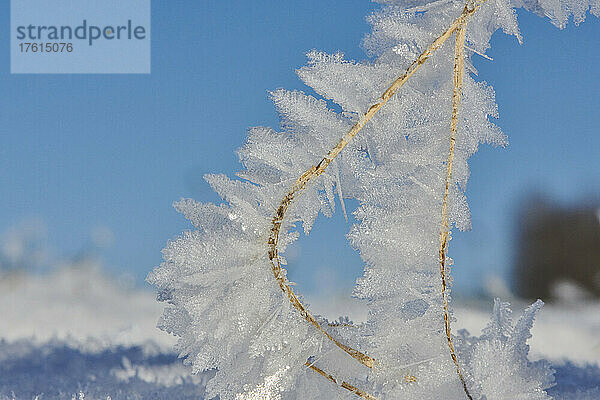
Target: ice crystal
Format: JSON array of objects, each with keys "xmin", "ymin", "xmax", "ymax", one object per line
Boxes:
[{"xmin": 148, "ymin": 1, "xmax": 597, "ymax": 398}]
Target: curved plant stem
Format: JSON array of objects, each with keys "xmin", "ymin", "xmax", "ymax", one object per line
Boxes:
[
  {"xmin": 439, "ymin": 11, "xmax": 473, "ymax": 400},
  {"xmin": 266, "ymin": 1, "xmax": 486, "ymax": 398}
]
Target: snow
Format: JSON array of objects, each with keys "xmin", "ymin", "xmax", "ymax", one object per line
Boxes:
[
  {"xmin": 455, "ymin": 300, "xmax": 600, "ymax": 367},
  {"xmin": 0, "ymin": 262, "xmax": 174, "ymax": 353},
  {"xmin": 1, "ymin": 266, "xmax": 598, "ymax": 399}
]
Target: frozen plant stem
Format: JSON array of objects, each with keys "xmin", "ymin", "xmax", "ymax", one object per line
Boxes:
[
  {"xmin": 305, "ymin": 362, "xmax": 377, "ymax": 400},
  {"xmin": 267, "ymin": 1, "xmax": 485, "ymax": 398},
  {"xmin": 439, "ymin": 20, "xmax": 473, "ymax": 400}
]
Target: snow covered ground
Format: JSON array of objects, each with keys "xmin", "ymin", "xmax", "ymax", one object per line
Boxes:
[{"xmin": 1, "ymin": 266, "xmax": 598, "ymax": 399}]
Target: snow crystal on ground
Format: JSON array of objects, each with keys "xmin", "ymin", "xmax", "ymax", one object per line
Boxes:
[
  {"xmin": 1, "ymin": 267, "xmax": 598, "ymax": 399},
  {"xmin": 0, "ymin": 263, "xmax": 175, "ymax": 354}
]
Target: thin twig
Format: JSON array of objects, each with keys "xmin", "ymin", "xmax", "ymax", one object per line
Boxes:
[
  {"xmin": 438, "ymin": 11, "xmax": 473, "ymax": 400},
  {"xmin": 305, "ymin": 362, "xmax": 378, "ymax": 400}
]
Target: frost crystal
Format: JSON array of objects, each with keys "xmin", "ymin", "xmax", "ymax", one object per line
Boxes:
[
  {"xmin": 148, "ymin": 1, "xmax": 596, "ymax": 399},
  {"xmin": 459, "ymin": 300, "xmax": 555, "ymax": 400}
]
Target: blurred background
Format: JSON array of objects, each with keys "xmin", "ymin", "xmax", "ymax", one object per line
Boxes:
[{"xmin": 1, "ymin": 1, "xmax": 599, "ymax": 318}]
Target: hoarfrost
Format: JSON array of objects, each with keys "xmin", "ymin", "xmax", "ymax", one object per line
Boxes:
[{"xmin": 148, "ymin": 0, "xmax": 597, "ymax": 398}]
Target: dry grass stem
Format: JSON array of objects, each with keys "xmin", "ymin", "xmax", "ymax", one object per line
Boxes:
[
  {"xmin": 266, "ymin": 1, "xmax": 486, "ymax": 398},
  {"xmin": 439, "ymin": 12, "xmax": 473, "ymax": 400},
  {"xmin": 304, "ymin": 362, "xmax": 378, "ymax": 400}
]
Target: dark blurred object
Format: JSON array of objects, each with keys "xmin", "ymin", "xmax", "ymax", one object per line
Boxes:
[{"xmin": 514, "ymin": 196, "xmax": 600, "ymax": 301}]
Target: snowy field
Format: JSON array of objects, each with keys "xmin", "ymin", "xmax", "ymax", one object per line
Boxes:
[{"xmin": 1, "ymin": 266, "xmax": 598, "ymax": 399}]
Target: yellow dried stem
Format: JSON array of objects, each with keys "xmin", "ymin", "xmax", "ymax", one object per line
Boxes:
[
  {"xmin": 304, "ymin": 362, "xmax": 378, "ymax": 400},
  {"xmin": 266, "ymin": 1, "xmax": 486, "ymax": 398},
  {"xmin": 438, "ymin": 16, "xmax": 473, "ymax": 400}
]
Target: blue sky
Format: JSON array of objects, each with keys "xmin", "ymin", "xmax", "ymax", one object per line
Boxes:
[{"xmin": 1, "ymin": 1, "xmax": 598, "ymax": 296}]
